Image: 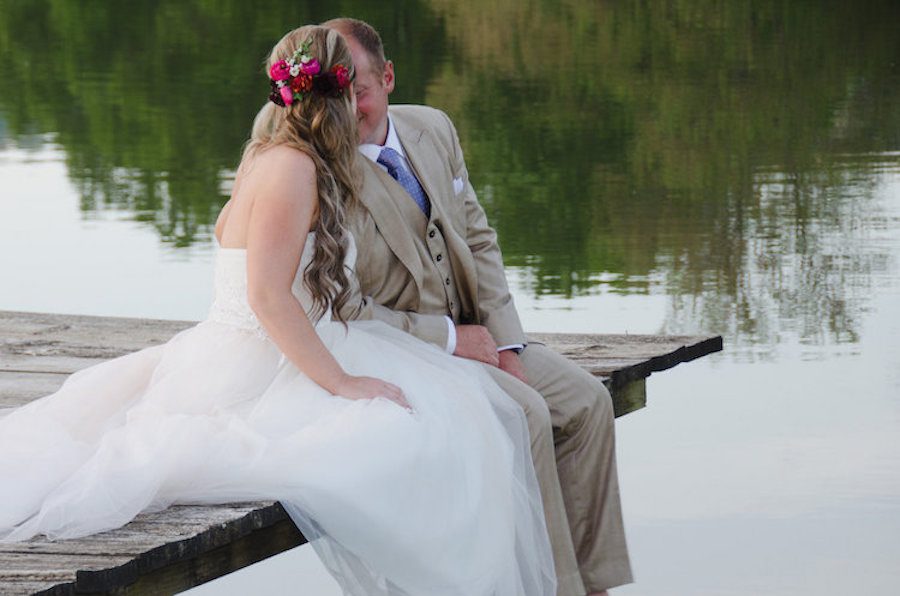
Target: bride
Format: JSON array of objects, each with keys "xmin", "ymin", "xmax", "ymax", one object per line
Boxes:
[{"xmin": 0, "ymin": 24, "xmax": 556, "ymax": 596}]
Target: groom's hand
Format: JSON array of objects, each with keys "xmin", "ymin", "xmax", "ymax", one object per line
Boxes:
[
  {"xmin": 454, "ymin": 325, "xmax": 500, "ymax": 367},
  {"xmin": 498, "ymin": 350, "xmax": 528, "ymax": 384}
]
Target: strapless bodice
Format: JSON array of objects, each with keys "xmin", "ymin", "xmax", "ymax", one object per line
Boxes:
[{"xmin": 206, "ymin": 233, "xmax": 354, "ymax": 336}]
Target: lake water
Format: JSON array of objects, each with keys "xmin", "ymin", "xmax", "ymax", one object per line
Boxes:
[{"xmin": 2, "ymin": 2, "xmax": 899, "ymax": 594}]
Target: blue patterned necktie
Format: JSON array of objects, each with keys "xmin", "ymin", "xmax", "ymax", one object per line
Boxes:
[{"xmin": 377, "ymin": 147, "xmax": 431, "ymax": 218}]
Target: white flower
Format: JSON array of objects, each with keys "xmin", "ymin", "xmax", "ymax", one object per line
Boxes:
[
  {"xmin": 289, "ymin": 64, "xmax": 300, "ymax": 77},
  {"xmin": 300, "ymin": 54, "xmax": 311, "ymax": 64}
]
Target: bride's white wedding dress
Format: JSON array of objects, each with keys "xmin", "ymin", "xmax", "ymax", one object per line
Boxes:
[{"xmin": 0, "ymin": 233, "xmax": 555, "ymax": 595}]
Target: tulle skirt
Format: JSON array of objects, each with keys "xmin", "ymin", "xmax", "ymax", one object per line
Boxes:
[{"xmin": 0, "ymin": 319, "xmax": 555, "ymax": 596}]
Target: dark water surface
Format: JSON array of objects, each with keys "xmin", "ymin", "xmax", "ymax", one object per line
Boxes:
[{"xmin": 2, "ymin": 2, "xmax": 899, "ymax": 594}]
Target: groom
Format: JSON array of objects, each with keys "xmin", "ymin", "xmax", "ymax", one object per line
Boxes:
[{"xmin": 326, "ymin": 18, "xmax": 633, "ymax": 595}]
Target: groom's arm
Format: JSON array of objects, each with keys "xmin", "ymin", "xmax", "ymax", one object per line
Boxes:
[
  {"xmin": 339, "ymin": 264, "xmax": 503, "ymax": 367},
  {"xmin": 335, "ymin": 213, "xmax": 452, "ymax": 349},
  {"xmin": 337, "ymin": 276, "xmax": 451, "ymax": 348},
  {"xmin": 440, "ymin": 111, "xmax": 527, "ymax": 349}
]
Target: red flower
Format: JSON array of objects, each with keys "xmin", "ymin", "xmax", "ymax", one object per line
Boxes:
[
  {"xmin": 331, "ymin": 64, "xmax": 351, "ymax": 89},
  {"xmin": 291, "ymin": 74, "xmax": 313, "ymax": 93}
]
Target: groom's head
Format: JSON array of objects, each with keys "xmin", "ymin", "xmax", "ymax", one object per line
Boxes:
[{"xmin": 323, "ymin": 18, "xmax": 394, "ymax": 146}]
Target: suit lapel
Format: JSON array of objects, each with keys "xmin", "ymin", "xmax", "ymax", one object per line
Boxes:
[
  {"xmin": 357, "ymin": 159, "xmax": 425, "ymax": 295},
  {"xmin": 392, "ymin": 117, "xmax": 450, "ymax": 208}
]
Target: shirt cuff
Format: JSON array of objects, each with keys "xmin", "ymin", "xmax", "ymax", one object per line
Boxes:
[
  {"xmin": 444, "ymin": 317, "xmax": 457, "ymax": 354},
  {"xmin": 497, "ymin": 344, "xmax": 525, "ymax": 353}
]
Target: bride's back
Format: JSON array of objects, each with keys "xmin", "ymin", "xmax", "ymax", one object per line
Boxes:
[{"xmin": 215, "ymin": 146, "xmax": 319, "ymax": 250}]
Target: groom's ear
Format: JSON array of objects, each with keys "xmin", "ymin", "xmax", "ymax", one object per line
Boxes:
[{"xmin": 383, "ymin": 60, "xmax": 395, "ymax": 95}]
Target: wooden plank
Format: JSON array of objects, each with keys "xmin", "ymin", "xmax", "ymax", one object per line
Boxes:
[
  {"xmin": 0, "ymin": 371, "xmax": 67, "ymax": 408},
  {"xmin": 0, "ymin": 503, "xmax": 302, "ymax": 596},
  {"xmin": 0, "ymin": 505, "xmax": 268, "ymax": 557},
  {"xmin": 0, "ymin": 311, "xmax": 722, "ymax": 420},
  {"xmin": 0, "ymin": 311, "xmax": 190, "ymax": 347},
  {"xmin": 0, "ymin": 580, "xmax": 72, "ymax": 596},
  {"xmin": 71, "ymin": 517, "xmax": 303, "ymax": 596},
  {"xmin": 0, "ymin": 312, "xmax": 722, "ymax": 376},
  {"xmin": 0, "ymin": 552, "xmax": 134, "ymax": 576},
  {"xmin": 530, "ymin": 332, "xmax": 723, "ymax": 379}
]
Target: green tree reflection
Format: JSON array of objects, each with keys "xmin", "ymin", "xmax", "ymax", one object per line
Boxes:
[
  {"xmin": 1, "ymin": 0, "xmax": 899, "ymax": 349},
  {"xmin": 0, "ymin": 0, "xmax": 444, "ymax": 245},
  {"xmin": 425, "ymin": 0, "xmax": 900, "ymax": 348}
]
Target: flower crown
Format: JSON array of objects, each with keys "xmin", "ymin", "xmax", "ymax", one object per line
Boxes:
[{"xmin": 268, "ymin": 39, "xmax": 352, "ymax": 107}]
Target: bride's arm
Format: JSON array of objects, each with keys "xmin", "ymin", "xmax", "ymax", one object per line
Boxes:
[{"xmin": 241, "ymin": 146, "xmax": 407, "ymax": 407}]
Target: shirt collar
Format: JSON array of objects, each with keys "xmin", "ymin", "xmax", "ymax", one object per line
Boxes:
[{"xmin": 359, "ymin": 115, "xmax": 405, "ymax": 164}]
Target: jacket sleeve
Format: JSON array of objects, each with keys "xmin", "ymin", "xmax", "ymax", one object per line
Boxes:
[
  {"xmin": 334, "ymin": 207, "xmax": 451, "ymax": 349},
  {"xmin": 337, "ymin": 274, "xmax": 451, "ymax": 349},
  {"xmin": 440, "ymin": 110, "xmax": 527, "ymax": 348}
]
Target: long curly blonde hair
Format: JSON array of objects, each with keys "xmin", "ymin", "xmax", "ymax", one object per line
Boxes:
[{"xmin": 243, "ymin": 25, "xmax": 358, "ymax": 322}]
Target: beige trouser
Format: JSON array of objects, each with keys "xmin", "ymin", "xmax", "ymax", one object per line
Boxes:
[{"xmin": 483, "ymin": 343, "xmax": 633, "ymax": 595}]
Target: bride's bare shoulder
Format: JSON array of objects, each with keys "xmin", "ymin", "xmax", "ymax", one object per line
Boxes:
[{"xmin": 240, "ymin": 145, "xmax": 316, "ymax": 185}]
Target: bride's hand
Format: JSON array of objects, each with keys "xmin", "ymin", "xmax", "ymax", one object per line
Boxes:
[{"xmin": 335, "ymin": 375, "xmax": 411, "ymax": 410}]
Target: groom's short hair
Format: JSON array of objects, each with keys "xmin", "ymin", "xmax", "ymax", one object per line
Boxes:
[{"xmin": 322, "ymin": 18, "xmax": 387, "ymax": 75}]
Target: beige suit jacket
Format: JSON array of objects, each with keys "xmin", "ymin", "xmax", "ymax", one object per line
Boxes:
[
  {"xmin": 343, "ymin": 109, "xmax": 633, "ymax": 593},
  {"xmin": 342, "ymin": 105, "xmax": 525, "ymax": 349}
]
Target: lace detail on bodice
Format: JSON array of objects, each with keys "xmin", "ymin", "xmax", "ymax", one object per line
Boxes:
[{"xmin": 206, "ymin": 233, "xmax": 356, "ymax": 337}]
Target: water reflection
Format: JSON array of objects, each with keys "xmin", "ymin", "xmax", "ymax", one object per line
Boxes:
[
  {"xmin": 0, "ymin": 0, "xmax": 443, "ymax": 245},
  {"xmin": 1, "ymin": 0, "xmax": 899, "ymax": 349},
  {"xmin": 434, "ymin": 0, "xmax": 900, "ymax": 351},
  {"xmin": 665, "ymin": 158, "xmax": 900, "ymax": 357}
]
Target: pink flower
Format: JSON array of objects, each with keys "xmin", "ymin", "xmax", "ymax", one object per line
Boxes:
[
  {"xmin": 269, "ymin": 59, "xmax": 291, "ymax": 81},
  {"xmin": 279, "ymin": 85, "xmax": 294, "ymax": 105},
  {"xmin": 299, "ymin": 58, "xmax": 321, "ymax": 76}
]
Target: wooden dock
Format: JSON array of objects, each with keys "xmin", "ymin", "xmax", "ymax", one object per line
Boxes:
[{"xmin": 0, "ymin": 310, "xmax": 722, "ymax": 595}]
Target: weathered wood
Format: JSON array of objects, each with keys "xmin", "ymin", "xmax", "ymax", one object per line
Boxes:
[
  {"xmin": 528, "ymin": 332, "xmax": 722, "ymax": 414},
  {"xmin": 0, "ymin": 310, "xmax": 722, "ymax": 595},
  {"xmin": 0, "ymin": 505, "xmax": 273, "ymax": 557},
  {"xmin": 0, "ymin": 503, "xmax": 302, "ymax": 596},
  {"xmin": 0, "ymin": 371, "xmax": 65, "ymax": 407},
  {"xmin": 0, "ymin": 310, "xmax": 722, "ymax": 416}
]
